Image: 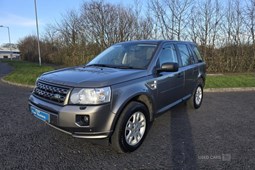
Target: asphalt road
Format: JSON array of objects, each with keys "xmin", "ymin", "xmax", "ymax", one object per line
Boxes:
[{"xmin": 0, "ymin": 62, "xmax": 255, "ymax": 169}]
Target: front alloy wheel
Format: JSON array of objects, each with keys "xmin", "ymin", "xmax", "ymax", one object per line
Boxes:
[
  {"xmin": 111, "ymin": 101, "xmax": 149, "ymax": 153},
  {"xmin": 125, "ymin": 111, "xmax": 146, "ymax": 146}
]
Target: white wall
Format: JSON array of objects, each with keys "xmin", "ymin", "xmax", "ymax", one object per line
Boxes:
[{"xmin": 0, "ymin": 52, "xmax": 20, "ymax": 59}]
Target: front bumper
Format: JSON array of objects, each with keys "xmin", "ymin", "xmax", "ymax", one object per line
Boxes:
[{"xmin": 29, "ymin": 95, "xmax": 115, "ymax": 139}]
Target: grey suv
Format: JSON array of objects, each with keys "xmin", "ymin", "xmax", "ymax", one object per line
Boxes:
[{"xmin": 29, "ymin": 40, "xmax": 206, "ymax": 153}]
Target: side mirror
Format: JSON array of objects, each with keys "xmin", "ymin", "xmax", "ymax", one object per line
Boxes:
[{"xmin": 157, "ymin": 62, "xmax": 179, "ymax": 72}]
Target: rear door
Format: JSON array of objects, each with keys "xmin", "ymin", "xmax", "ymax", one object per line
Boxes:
[{"xmin": 176, "ymin": 43, "xmax": 198, "ymax": 98}]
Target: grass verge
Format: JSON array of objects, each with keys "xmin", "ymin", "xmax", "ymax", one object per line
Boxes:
[
  {"xmin": 1, "ymin": 60, "xmax": 255, "ymax": 88},
  {"xmin": 206, "ymin": 73, "xmax": 255, "ymax": 88},
  {"xmin": 1, "ymin": 60, "xmax": 54, "ymax": 86}
]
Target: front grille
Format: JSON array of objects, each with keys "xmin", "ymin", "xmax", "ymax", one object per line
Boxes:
[{"xmin": 33, "ymin": 82, "xmax": 70, "ymax": 104}]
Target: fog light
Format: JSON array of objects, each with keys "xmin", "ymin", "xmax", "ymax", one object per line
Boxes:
[
  {"xmin": 83, "ymin": 116, "xmax": 89, "ymax": 123},
  {"xmin": 76, "ymin": 115, "xmax": 90, "ymax": 126}
]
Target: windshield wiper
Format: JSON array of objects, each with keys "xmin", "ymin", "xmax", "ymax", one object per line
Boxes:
[
  {"xmin": 85, "ymin": 64, "xmax": 110, "ymax": 68},
  {"xmin": 86, "ymin": 64, "xmax": 141, "ymax": 69},
  {"xmin": 113, "ymin": 65, "xmax": 136, "ymax": 69}
]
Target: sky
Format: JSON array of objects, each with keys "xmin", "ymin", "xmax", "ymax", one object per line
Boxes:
[{"xmin": 0, "ymin": 0, "xmax": 132, "ymax": 45}]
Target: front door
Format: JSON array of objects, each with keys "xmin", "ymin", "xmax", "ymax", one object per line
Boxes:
[{"xmin": 156, "ymin": 43, "xmax": 185, "ymax": 112}]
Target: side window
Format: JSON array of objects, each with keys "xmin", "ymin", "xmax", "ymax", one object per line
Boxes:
[
  {"xmin": 158, "ymin": 45, "xmax": 178, "ymax": 66},
  {"xmin": 191, "ymin": 45, "xmax": 203, "ymax": 62},
  {"xmin": 177, "ymin": 44, "xmax": 194, "ymax": 66}
]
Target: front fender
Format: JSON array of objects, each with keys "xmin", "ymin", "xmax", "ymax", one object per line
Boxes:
[{"xmin": 109, "ymin": 78, "xmax": 157, "ymax": 131}]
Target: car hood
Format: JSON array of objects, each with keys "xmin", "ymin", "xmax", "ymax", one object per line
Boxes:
[{"xmin": 39, "ymin": 66, "xmax": 148, "ymax": 87}]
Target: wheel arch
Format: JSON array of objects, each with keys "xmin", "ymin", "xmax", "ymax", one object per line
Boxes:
[
  {"xmin": 197, "ymin": 72, "xmax": 205, "ymax": 87},
  {"xmin": 109, "ymin": 93, "xmax": 155, "ymax": 141}
]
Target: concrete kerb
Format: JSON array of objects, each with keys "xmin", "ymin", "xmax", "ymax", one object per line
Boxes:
[
  {"xmin": 1, "ymin": 77, "xmax": 255, "ymax": 92},
  {"xmin": 204, "ymin": 87, "xmax": 255, "ymax": 92},
  {"xmin": 1, "ymin": 77, "xmax": 35, "ymax": 89}
]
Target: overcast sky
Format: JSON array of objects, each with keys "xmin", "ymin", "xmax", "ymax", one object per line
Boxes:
[{"xmin": 0, "ymin": 0, "xmax": 133, "ymax": 45}]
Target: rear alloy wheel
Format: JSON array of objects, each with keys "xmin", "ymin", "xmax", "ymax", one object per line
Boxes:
[
  {"xmin": 195, "ymin": 86, "xmax": 203, "ymax": 107},
  {"xmin": 111, "ymin": 101, "xmax": 149, "ymax": 153},
  {"xmin": 188, "ymin": 81, "xmax": 204, "ymax": 109}
]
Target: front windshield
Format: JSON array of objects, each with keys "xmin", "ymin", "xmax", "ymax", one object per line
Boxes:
[{"xmin": 87, "ymin": 43, "xmax": 158, "ymax": 69}]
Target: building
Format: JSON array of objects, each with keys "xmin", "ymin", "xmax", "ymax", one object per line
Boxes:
[{"xmin": 0, "ymin": 46, "xmax": 20, "ymax": 59}]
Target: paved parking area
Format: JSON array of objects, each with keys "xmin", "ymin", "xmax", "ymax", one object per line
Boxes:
[{"xmin": 1, "ymin": 62, "xmax": 255, "ymax": 169}]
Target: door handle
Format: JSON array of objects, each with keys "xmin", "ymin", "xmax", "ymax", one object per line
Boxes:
[
  {"xmin": 193, "ymin": 68, "xmax": 198, "ymax": 73},
  {"xmin": 177, "ymin": 73, "xmax": 184, "ymax": 78}
]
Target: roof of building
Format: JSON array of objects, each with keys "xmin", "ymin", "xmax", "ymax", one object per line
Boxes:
[{"xmin": 0, "ymin": 47, "xmax": 20, "ymax": 53}]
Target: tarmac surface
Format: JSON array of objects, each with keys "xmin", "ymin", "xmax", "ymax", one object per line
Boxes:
[{"xmin": 0, "ymin": 61, "xmax": 255, "ymax": 169}]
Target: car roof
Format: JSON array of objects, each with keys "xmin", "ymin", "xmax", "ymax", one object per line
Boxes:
[{"xmin": 116, "ymin": 40, "xmax": 196, "ymax": 45}]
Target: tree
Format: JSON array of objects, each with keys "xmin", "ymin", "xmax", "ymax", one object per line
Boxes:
[
  {"xmin": 148, "ymin": 0, "xmax": 192, "ymax": 40},
  {"xmin": 18, "ymin": 35, "xmax": 39, "ymax": 62},
  {"xmin": 18, "ymin": 0, "xmax": 255, "ymax": 72},
  {"xmin": 244, "ymin": 0, "xmax": 255, "ymax": 71},
  {"xmin": 79, "ymin": 1, "xmax": 153, "ymax": 49}
]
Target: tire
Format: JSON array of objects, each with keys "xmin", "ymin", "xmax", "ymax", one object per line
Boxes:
[
  {"xmin": 111, "ymin": 101, "xmax": 150, "ymax": 153},
  {"xmin": 188, "ymin": 80, "xmax": 204, "ymax": 109}
]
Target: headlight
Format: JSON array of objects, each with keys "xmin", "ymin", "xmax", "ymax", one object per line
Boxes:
[{"xmin": 69, "ymin": 87, "xmax": 111, "ymax": 104}]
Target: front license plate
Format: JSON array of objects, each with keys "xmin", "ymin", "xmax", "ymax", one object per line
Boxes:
[{"xmin": 31, "ymin": 106, "xmax": 50, "ymax": 122}]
